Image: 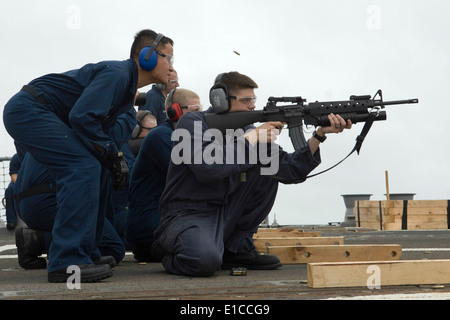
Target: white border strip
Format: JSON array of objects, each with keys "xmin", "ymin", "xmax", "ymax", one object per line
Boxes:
[
  {"xmin": 403, "ymin": 248, "xmax": 450, "ymax": 252},
  {"xmin": 0, "ymin": 245, "xmax": 16, "ymax": 252}
]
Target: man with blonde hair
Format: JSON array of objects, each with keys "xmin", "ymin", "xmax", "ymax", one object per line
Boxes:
[
  {"xmin": 140, "ymin": 69, "xmax": 179, "ymax": 123},
  {"xmin": 126, "ymin": 88, "xmax": 202, "ymax": 261}
]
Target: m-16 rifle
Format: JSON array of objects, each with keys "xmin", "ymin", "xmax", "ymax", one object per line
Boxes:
[
  {"xmin": 206, "ymin": 89, "xmax": 417, "ymax": 151},
  {"xmin": 205, "ymin": 90, "xmax": 418, "ymax": 177}
]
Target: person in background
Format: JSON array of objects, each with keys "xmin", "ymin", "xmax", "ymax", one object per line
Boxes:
[
  {"xmin": 127, "ymin": 110, "xmax": 158, "ymax": 156},
  {"xmin": 3, "ymin": 29, "xmax": 174, "ymax": 283},
  {"xmin": 126, "ymin": 88, "xmax": 202, "ymax": 262},
  {"xmin": 3, "ymin": 153, "xmax": 20, "ymax": 230},
  {"xmin": 139, "ymin": 69, "xmax": 179, "ymax": 123},
  {"xmin": 112, "ymin": 109, "xmax": 157, "ymax": 246}
]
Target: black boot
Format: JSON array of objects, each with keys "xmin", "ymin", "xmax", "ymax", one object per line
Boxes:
[
  {"xmin": 15, "ymin": 228, "xmax": 47, "ymax": 270},
  {"xmin": 6, "ymin": 222, "xmax": 16, "ymax": 230},
  {"xmin": 132, "ymin": 244, "xmax": 152, "ymax": 262},
  {"xmin": 93, "ymin": 255, "xmax": 117, "ymax": 268},
  {"xmin": 48, "ymin": 264, "xmax": 112, "ymax": 283},
  {"xmin": 222, "ymin": 249, "xmax": 282, "ymax": 270},
  {"xmin": 133, "ymin": 241, "xmax": 166, "ymax": 262},
  {"xmin": 149, "ymin": 240, "xmax": 166, "ymax": 262}
]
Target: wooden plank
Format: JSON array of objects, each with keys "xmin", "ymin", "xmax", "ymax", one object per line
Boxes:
[
  {"xmin": 257, "ymin": 228, "xmax": 300, "ymax": 232},
  {"xmin": 405, "ymin": 200, "xmax": 448, "ymax": 208},
  {"xmin": 396, "ymin": 208, "xmax": 448, "ymax": 216},
  {"xmin": 267, "ymin": 244, "xmax": 402, "ymax": 264},
  {"xmin": 394, "ymin": 214, "xmax": 448, "ymax": 223},
  {"xmin": 256, "ymin": 228, "xmax": 322, "ymax": 237},
  {"xmin": 308, "ymin": 259, "xmax": 450, "ymax": 288},
  {"xmin": 255, "ymin": 236, "xmax": 344, "ymax": 252},
  {"xmin": 356, "ymin": 200, "xmax": 396, "ymax": 208},
  {"xmin": 383, "ymin": 200, "xmax": 448, "ymax": 208},
  {"xmin": 356, "ymin": 200, "xmax": 449, "ymax": 210},
  {"xmin": 383, "ymin": 222, "xmax": 402, "ymax": 230},
  {"xmin": 356, "ymin": 207, "xmax": 402, "ymax": 217},
  {"xmin": 407, "ymin": 221, "xmax": 447, "ymax": 230},
  {"xmin": 254, "ymin": 231, "xmax": 321, "ymax": 238}
]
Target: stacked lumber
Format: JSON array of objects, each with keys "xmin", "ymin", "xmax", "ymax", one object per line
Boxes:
[
  {"xmin": 255, "ymin": 228, "xmax": 450, "ymax": 289},
  {"xmin": 254, "ymin": 228, "xmax": 401, "ymax": 264},
  {"xmin": 256, "ymin": 227, "xmax": 450, "ymax": 289},
  {"xmin": 354, "ymin": 200, "xmax": 450, "ymax": 230}
]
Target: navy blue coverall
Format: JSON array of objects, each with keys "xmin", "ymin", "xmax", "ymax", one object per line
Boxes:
[
  {"xmin": 3, "ymin": 59, "xmax": 137, "ymax": 272},
  {"xmin": 14, "ymin": 153, "xmax": 126, "ymax": 263},
  {"xmin": 4, "ymin": 154, "xmax": 20, "ymax": 226},
  {"xmin": 111, "ymin": 143, "xmax": 135, "ymax": 248},
  {"xmin": 125, "ymin": 118, "xmax": 174, "ymax": 247},
  {"xmin": 154, "ymin": 110, "xmax": 322, "ymax": 276},
  {"xmin": 139, "ymin": 84, "xmax": 167, "ymax": 124}
]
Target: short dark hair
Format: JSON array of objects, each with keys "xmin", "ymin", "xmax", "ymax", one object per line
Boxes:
[
  {"xmin": 221, "ymin": 72, "xmax": 258, "ymax": 95},
  {"xmin": 130, "ymin": 29, "xmax": 174, "ymax": 60}
]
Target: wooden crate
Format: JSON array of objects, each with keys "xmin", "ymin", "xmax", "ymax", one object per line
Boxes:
[{"xmin": 354, "ymin": 200, "xmax": 450, "ymax": 230}]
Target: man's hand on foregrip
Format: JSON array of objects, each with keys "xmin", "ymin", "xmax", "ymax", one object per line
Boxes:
[{"xmin": 106, "ymin": 152, "xmax": 129, "ymax": 190}]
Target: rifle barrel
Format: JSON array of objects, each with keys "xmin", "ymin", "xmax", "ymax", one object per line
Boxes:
[{"xmin": 375, "ymin": 98, "xmax": 418, "ymax": 106}]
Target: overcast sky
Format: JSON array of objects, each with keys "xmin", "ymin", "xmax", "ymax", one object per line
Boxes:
[{"xmin": 1, "ymin": 0, "xmax": 449, "ymax": 225}]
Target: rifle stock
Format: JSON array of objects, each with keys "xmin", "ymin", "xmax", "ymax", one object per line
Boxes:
[{"xmin": 204, "ymin": 110, "xmax": 266, "ymax": 135}]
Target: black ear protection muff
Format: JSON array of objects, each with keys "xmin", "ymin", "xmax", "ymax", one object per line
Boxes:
[
  {"xmin": 131, "ymin": 110, "xmax": 153, "ymax": 139},
  {"xmin": 138, "ymin": 33, "xmax": 164, "ymax": 71},
  {"xmin": 166, "ymin": 88, "xmax": 183, "ymax": 121},
  {"xmin": 209, "ymin": 73, "xmax": 230, "ymax": 114}
]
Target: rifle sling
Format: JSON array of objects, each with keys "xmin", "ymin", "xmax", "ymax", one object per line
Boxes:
[{"xmin": 306, "ymin": 111, "xmax": 378, "ymax": 179}]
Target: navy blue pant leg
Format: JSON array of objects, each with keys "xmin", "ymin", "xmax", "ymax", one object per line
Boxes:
[
  {"xmin": 18, "ymin": 190, "xmax": 124, "ymax": 264},
  {"xmin": 158, "ymin": 207, "xmax": 224, "ymax": 277},
  {"xmin": 17, "ymin": 193, "xmax": 57, "ymax": 252},
  {"xmin": 125, "ymin": 205, "xmax": 161, "ymax": 246},
  {"xmin": 98, "ymin": 218, "xmax": 126, "ymax": 264},
  {"xmin": 223, "ymin": 170, "xmax": 278, "ymax": 253},
  {"xmin": 4, "ymin": 182, "xmax": 17, "ymax": 224},
  {"xmin": 158, "ymin": 171, "xmax": 278, "ymax": 277},
  {"xmin": 4, "ymin": 92, "xmax": 103, "ymax": 272}
]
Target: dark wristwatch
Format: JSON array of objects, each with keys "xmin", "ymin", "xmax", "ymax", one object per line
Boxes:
[{"xmin": 313, "ymin": 131, "xmax": 327, "ymax": 143}]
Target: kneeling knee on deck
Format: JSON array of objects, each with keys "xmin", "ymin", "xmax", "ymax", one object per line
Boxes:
[{"xmin": 182, "ymin": 247, "xmax": 223, "ymax": 277}]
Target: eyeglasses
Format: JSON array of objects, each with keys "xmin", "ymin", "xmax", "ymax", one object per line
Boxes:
[
  {"xmin": 156, "ymin": 50, "xmax": 174, "ymax": 66},
  {"xmin": 181, "ymin": 105, "xmax": 203, "ymax": 111},
  {"xmin": 228, "ymin": 96, "xmax": 257, "ymax": 105}
]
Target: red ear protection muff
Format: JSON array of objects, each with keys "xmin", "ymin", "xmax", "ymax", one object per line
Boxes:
[{"xmin": 166, "ymin": 89, "xmax": 183, "ymax": 121}]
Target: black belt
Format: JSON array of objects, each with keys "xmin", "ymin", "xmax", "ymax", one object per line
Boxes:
[
  {"xmin": 161, "ymin": 200, "xmax": 220, "ymax": 212},
  {"xmin": 21, "ymin": 85, "xmax": 48, "ymax": 105},
  {"xmin": 14, "ymin": 184, "xmax": 57, "ymax": 201}
]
